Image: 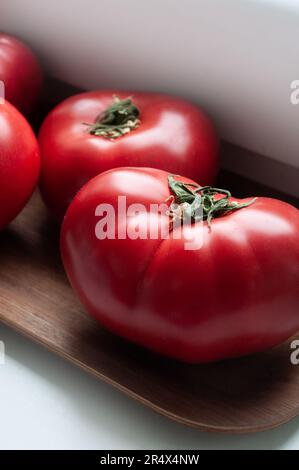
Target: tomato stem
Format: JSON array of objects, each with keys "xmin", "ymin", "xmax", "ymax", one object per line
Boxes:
[
  {"xmin": 167, "ymin": 175, "xmax": 257, "ymax": 229},
  {"xmin": 86, "ymin": 96, "xmax": 140, "ymax": 140}
]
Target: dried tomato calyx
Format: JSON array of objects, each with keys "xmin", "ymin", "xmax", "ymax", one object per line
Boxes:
[
  {"xmin": 86, "ymin": 96, "xmax": 140, "ymax": 140},
  {"xmin": 167, "ymin": 175, "xmax": 257, "ymax": 228}
]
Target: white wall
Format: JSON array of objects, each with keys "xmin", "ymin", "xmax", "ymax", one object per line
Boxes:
[{"xmin": 1, "ymin": 0, "xmax": 299, "ymax": 170}]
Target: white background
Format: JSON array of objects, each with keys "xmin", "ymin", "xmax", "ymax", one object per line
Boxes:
[
  {"xmin": 1, "ymin": 0, "xmax": 299, "ymax": 169},
  {"xmin": 1, "ymin": 323, "xmax": 299, "ymax": 450}
]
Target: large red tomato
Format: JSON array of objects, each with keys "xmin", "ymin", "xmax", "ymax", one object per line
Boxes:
[
  {"xmin": 0, "ymin": 101, "xmax": 40, "ymax": 229},
  {"xmin": 39, "ymin": 91, "xmax": 219, "ymax": 219},
  {"xmin": 61, "ymin": 167, "xmax": 299, "ymax": 363},
  {"xmin": 0, "ymin": 32, "xmax": 42, "ymax": 115}
]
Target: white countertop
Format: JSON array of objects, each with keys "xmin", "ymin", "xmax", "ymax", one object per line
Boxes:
[{"xmin": 0, "ymin": 323, "xmax": 299, "ymax": 450}]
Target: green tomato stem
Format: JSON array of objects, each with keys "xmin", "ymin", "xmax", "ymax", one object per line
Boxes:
[
  {"xmin": 86, "ymin": 96, "xmax": 140, "ymax": 140},
  {"xmin": 168, "ymin": 175, "xmax": 257, "ymax": 229}
]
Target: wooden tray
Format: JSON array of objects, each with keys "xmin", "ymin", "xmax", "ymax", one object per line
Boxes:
[{"xmin": 0, "ymin": 172, "xmax": 298, "ymax": 434}]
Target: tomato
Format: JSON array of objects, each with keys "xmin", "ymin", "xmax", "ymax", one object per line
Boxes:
[
  {"xmin": 0, "ymin": 32, "xmax": 42, "ymax": 115},
  {"xmin": 38, "ymin": 91, "xmax": 219, "ymax": 220},
  {"xmin": 61, "ymin": 167, "xmax": 299, "ymax": 363},
  {"xmin": 0, "ymin": 101, "xmax": 40, "ymax": 229}
]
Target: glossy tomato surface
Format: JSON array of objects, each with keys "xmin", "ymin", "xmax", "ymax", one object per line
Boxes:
[
  {"xmin": 0, "ymin": 32, "xmax": 42, "ymax": 115},
  {"xmin": 39, "ymin": 90, "xmax": 219, "ymax": 219},
  {"xmin": 61, "ymin": 167, "xmax": 299, "ymax": 363},
  {"xmin": 0, "ymin": 101, "xmax": 40, "ymax": 229}
]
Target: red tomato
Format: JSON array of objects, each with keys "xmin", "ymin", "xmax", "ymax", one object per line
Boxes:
[
  {"xmin": 61, "ymin": 167, "xmax": 299, "ymax": 363},
  {"xmin": 0, "ymin": 32, "xmax": 42, "ymax": 115},
  {"xmin": 39, "ymin": 91, "xmax": 219, "ymax": 219},
  {"xmin": 0, "ymin": 101, "xmax": 40, "ymax": 229}
]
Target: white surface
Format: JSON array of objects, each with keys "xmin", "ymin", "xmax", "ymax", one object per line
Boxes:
[
  {"xmin": 0, "ymin": 323, "xmax": 299, "ymax": 450},
  {"xmin": 2, "ymin": 0, "xmax": 299, "ymax": 169}
]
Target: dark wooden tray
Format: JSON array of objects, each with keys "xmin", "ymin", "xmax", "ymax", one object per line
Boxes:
[{"xmin": 0, "ymin": 172, "xmax": 298, "ymax": 434}]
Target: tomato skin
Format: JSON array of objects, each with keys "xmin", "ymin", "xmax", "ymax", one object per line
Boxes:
[
  {"xmin": 0, "ymin": 101, "xmax": 40, "ymax": 229},
  {"xmin": 39, "ymin": 90, "xmax": 219, "ymax": 220},
  {"xmin": 0, "ymin": 32, "xmax": 42, "ymax": 115},
  {"xmin": 61, "ymin": 167, "xmax": 299, "ymax": 363}
]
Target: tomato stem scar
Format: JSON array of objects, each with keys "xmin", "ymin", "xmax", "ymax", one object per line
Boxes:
[
  {"xmin": 85, "ymin": 96, "xmax": 140, "ymax": 140},
  {"xmin": 167, "ymin": 175, "xmax": 257, "ymax": 229}
]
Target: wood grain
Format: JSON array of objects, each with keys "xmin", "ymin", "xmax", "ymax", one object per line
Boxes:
[{"xmin": 0, "ymin": 173, "xmax": 298, "ymax": 434}]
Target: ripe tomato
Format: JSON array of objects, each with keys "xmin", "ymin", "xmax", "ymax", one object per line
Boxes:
[
  {"xmin": 0, "ymin": 32, "xmax": 42, "ymax": 115},
  {"xmin": 0, "ymin": 101, "xmax": 40, "ymax": 229},
  {"xmin": 39, "ymin": 91, "xmax": 219, "ymax": 219},
  {"xmin": 61, "ymin": 167, "xmax": 299, "ymax": 363}
]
